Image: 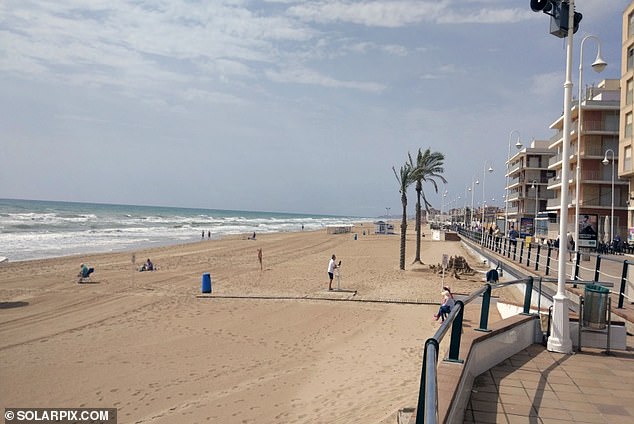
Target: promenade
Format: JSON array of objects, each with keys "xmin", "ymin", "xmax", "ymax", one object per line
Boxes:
[{"xmin": 463, "ymin": 239, "xmax": 634, "ymax": 423}]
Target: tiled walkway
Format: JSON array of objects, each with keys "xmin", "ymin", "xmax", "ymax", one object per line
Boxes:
[{"xmin": 465, "ymin": 343, "xmax": 634, "ymax": 423}]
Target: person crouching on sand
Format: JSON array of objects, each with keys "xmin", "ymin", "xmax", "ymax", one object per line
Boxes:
[{"xmin": 327, "ymin": 254, "xmax": 339, "ymax": 291}]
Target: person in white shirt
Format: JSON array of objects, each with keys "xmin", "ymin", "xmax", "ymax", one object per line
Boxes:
[{"xmin": 327, "ymin": 254, "xmax": 338, "ymax": 291}]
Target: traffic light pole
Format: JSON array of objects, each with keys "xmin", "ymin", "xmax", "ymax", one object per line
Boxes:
[{"xmin": 547, "ymin": 0, "xmax": 574, "ymax": 354}]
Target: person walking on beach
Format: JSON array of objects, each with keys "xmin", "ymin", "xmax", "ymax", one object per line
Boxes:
[
  {"xmin": 327, "ymin": 254, "xmax": 339, "ymax": 291},
  {"xmin": 257, "ymin": 248, "xmax": 263, "ymax": 271}
]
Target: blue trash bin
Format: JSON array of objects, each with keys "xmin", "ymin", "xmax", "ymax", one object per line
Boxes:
[
  {"xmin": 202, "ymin": 273, "xmax": 212, "ymax": 293},
  {"xmin": 354, "ymin": 233, "xmax": 358, "ymax": 240}
]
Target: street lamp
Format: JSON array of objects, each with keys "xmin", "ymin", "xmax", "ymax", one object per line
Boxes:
[
  {"xmin": 531, "ymin": 180, "xmax": 539, "ymax": 236},
  {"xmin": 470, "ymin": 177, "xmax": 479, "ymax": 228},
  {"xmin": 506, "ymin": 130, "xmax": 523, "ymax": 233},
  {"xmin": 574, "ymin": 35, "xmax": 607, "ymax": 259},
  {"xmin": 480, "ymin": 164, "xmax": 493, "ymax": 243},
  {"xmin": 481, "ymin": 164, "xmax": 494, "ymax": 227},
  {"xmin": 546, "ymin": 0, "xmax": 576, "ymax": 354},
  {"xmin": 464, "ymin": 186, "xmax": 469, "ymax": 227},
  {"xmin": 602, "ymin": 149, "xmax": 615, "ymax": 244}
]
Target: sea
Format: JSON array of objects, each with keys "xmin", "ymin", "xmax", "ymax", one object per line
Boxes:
[{"xmin": 0, "ymin": 199, "xmax": 368, "ymax": 262}]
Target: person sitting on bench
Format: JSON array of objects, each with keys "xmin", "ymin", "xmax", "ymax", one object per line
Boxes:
[{"xmin": 78, "ymin": 263, "xmax": 94, "ymax": 283}]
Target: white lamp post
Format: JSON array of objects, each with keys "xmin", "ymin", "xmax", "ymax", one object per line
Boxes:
[
  {"xmin": 603, "ymin": 149, "xmax": 615, "ymax": 244},
  {"xmin": 481, "ymin": 164, "xmax": 493, "ymax": 225},
  {"xmin": 574, "ymin": 35, "xmax": 607, "ymax": 261},
  {"xmin": 548, "ymin": 0, "xmax": 575, "ymax": 354},
  {"xmin": 464, "ymin": 187, "xmax": 469, "ymax": 227},
  {"xmin": 470, "ymin": 177, "xmax": 479, "ymax": 229},
  {"xmin": 480, "ymin": 164, "xmax": 493, "ymax": 243},
  {"xmin": 506, "ymin": 130, "xmax": 523, "ymax": 233}
]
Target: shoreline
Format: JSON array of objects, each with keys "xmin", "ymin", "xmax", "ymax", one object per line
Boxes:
[{"xmin": 0, "ymin": 223, "xmax": 490, "ymax": 423}]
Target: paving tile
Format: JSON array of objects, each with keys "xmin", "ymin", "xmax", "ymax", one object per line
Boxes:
[
  {"xmin": 499, "ymin": 393, "xmax": 533, "ymax": 406},
  {"xmin": 505, "ymin": 414, "xmax": 543, "ymax": 424},
  {"xmin": 525, "ymin": 388, "xmax": 559, "ymax": 399},
  {"xmin": 557, "ymin": 400, "xmax": 601, "ymax": 414},
  {"xmin": 594, "ymin": 404, "xmax": 632, "ymax": 416},
  {"xmin": 470, "ymin": 399, "xmax": 504, "ymax": 413},
  {"xmin": 568, "ymin": 410, "xmax": 610, "ymax": 423},
  {"xmin": 471, "ymin": 391, "xmax": 501, "ymax": 402},
  {"xmin": 546, "ymin": 383, "xmax": 583, "ymax": 393},
  {"xmin": 521, "ymin": 380, "xmax": 551, "ymax": 390},
  {"xmin": 472, "ymin": 410, "xmax": 509, "ymax": 423},
  {"xmin": 532, "ymin": 407, "xmax": 573, "ymax": 420},
  {"xmin": 497, "ymin": 386, "xmax": 527, "ymax": 396},
  {"xmin": 497, "ymin": 378, "xmax": 525, "ymax": 389},
  {"xmin": 552, "ymin": 391, "xmax": 588, "ymax": 402},
  {"xmin": 502, "ymin": 404, "xmax": 538, "ymax": 417},
  {"xmin": 538, "ymin": 417, "xmax": 575, "ymax": 423}
]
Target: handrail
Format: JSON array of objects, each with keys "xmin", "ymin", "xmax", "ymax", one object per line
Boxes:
[
  {"xmin": 416, "ymin": 277, "xmax": 533, "ymax": 423},
  {"xmin": 455, "ymin": 225, "xmax": 633, "ymax": 308}
]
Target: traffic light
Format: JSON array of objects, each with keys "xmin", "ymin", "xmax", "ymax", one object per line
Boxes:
[{"xmin": 529, "ymin": 0, "xmax": 582, "ymax": 38}]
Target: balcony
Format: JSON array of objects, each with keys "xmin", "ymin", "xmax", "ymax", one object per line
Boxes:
[
  {"xmin": 549, "ymin": 130, "xmax": 563, "ymax": 144},
  {"xmin": 548, "ymin": 154, "xmax": 562, "ymax": 168},
  {"xmin": 582, "ymin": 120, "xmax": 619, "ymax": 133}
]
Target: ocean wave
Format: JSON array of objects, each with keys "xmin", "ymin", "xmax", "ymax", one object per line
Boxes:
[{"xmin": 0, "ymin": 199, "xmax": 369, "ymax": 261}]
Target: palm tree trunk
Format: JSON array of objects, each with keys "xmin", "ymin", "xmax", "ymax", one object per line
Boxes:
[
  {"xmin": 413, "ymin": 182, "xmax": 423, "ymax": 264},
  {"xmin": 400, "ymin": 194, "xmax": 407, "ymax": 270}
]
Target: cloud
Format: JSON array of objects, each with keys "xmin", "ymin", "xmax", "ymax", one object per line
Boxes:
[
  {"xmin": 287, "ymin": 1, "xmax": 445, "ymax": 27},
  {"xmin": 287, "ymin": 0, "xmax": 536, "ymax": 27},
  {"xmin": 438, "ymin": 8, "xmax": 533, "ymax": 24},
  {"xmin": 265, "ymin": 66, "xmax": 386, "ymax": 92}
]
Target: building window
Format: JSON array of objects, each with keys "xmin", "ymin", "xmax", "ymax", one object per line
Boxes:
[
  {"xmin": 628, "ymin": 79, "xmax": 634, "ymax": 105},
  {"xmin": 630, "ymin": 12, "xmax": 634, "ymax": 37},
  {"xmin": 627, "ymin": 113, "xmax": 633, "ymax": 138},
  {"xmin": 629, "ymin": 47, "xmax": 634, "ymax": 72},
  {"xmin": 626, "ymin": 146, "xmax": 633, "ymax": 172}
]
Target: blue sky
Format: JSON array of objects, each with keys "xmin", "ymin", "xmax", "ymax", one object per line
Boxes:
[{"xmin": 0, "ymin": 0, "xmax": 629, "ymax": 217}]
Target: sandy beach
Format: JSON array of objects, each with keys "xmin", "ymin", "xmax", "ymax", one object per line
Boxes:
[{"xmin": 0, "ymin": 223, "xmax": 490, "ymax": 423}]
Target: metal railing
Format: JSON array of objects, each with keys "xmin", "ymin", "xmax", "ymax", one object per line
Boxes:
[
  {"xmin": 416, "ymin": 277, "xmax": 535, "ymax": 423},
  {"xmin": 457, "ymin": 227, "xmax": 634, "ymax": 308}
]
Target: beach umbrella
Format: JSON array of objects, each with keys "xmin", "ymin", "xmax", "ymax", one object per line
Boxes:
[{"xmin": 603, "ymin": 215, "xmax": 610, "ymax": 243}]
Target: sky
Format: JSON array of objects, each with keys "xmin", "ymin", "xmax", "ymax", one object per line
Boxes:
[{"xmin": 0, "ymin": 0, "xmax": 629, "ymax": 217}]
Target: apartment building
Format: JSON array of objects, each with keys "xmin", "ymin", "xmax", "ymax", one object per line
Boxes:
[
  {"xmin": 547, "ymin": 79, "xmax": 625, "ymax": 245},
  {"xmin": 621, "ymin": 3, "xmax": 634, "ymax": 241},
  {"xmin": 506, "ymin": 139, "xmax": 555, "ymax": 234}
]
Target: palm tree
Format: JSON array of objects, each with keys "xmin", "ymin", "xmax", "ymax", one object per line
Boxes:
[
  {"xmin": 409, "ymin": 149, "xmax": 447, "ymax": 264},
  {"xmin": 393, "ymin": 162, "xmax": 413, "ymax": 270}
]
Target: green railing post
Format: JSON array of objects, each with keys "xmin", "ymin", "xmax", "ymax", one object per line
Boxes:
[
  {"xmin": 447, "ymin": 301, "xmax": 464, "ymax": 363},
  {"xmin": 476, "ymin": 284, "xmax": 492, "ymax": 332},
  {"xmin": 519, "ymin": 240, "xmax": 524, "ymax": 264},
  {"xmin": 546, "ymin": 245, "xmax": 552, "ymax": 276},
  {"xmin": 619, "ymin": 260, "xmax": 628, "ymax": 309},
  {"xmin": 594, "ymin": 255, "xmax": 602, "ymax": 282},
  {"xmin": 526, "ymin": 243, "xmax": 531, "ymax": 267},
  {"xmin": 522, "ymin": 277, "xmax": 533, "ymax": 315},
  {"xmin": 513, "ymin": 240, "xmax": 518, "ymax": 261},
  {"xmin": 504, "ymin": 238, "xmax": 508, "ymax": 256}
]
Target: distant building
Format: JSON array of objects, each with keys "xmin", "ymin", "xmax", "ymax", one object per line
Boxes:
[
  {"xmin": 621, "ymin": 4, "xmax": 634, "ymax": 240},
  {"xmin": 547, "ymin": 79, "xmax": 625, "ymax": 241},
  {"xmin": 506, "ymin": 139, "xmax": 555, "ymax": 232}
]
